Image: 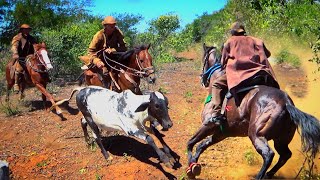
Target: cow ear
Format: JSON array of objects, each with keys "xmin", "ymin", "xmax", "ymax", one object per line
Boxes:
[{"xmin": 135, "ymin": 102, "xmax": 149, "ymax": 112}]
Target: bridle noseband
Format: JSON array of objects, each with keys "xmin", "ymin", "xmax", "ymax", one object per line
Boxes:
[{"xmin": 135, "ymin": 52, "xmax": 154, "ymax": 77}]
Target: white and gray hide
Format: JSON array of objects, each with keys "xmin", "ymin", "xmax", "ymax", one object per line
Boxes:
[
  {"xmin": 0, "ymin": 160, "xmax": 9, "ymax": 180},
  {"xmin": 56, "ymin": 86, "xmax": 177, "ymax": 168}
]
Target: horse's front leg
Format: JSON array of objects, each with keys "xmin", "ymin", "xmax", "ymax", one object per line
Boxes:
[
  {"xmin": 186, "ymin": 123, "xmax": 216, "ymax": 178},
  {"xmin": 34, "ymin": 83, "xmax": 62, "ymax": 115},
  {"xmin": 19, "ymin": 80, "xmax": 26, "ymax": 100}
]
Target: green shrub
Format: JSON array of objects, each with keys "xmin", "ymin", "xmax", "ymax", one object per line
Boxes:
[
  {"xmin": 40, "ymin": 21, "xmax": 101, "ymax": 80},
  {"xmin": 244, "ymin": 150, "xmax": 258, "ymax": 166},
  {"xmin": 275, "ymin": 49, "xmax": 301, "ymax": 68},
  {"xmin": 0, "ymin": 102, "xmax": 21, "ymax": 116}
]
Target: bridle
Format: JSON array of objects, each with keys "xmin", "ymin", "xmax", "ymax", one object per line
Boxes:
[
  {"xmin": 202, "ymin": 47, "xmax": 217, "ymax": 75},
  {"xmin": 26, "ymin": 48, "xmax": 49, "ymax": 73},
  {"xmin": 134, "ymin": 51, "xmax": 154, "ymax": 77},
  {"xmin": 102, "ymin": 49, "xmax": 154, "ymax": 78},
  {"xmin": 201, "ymin": 47, "xmax": 221, "ymax": 86}
]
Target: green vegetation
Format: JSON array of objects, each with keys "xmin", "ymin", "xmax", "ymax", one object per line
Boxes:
[
  {"xmin": 0, "ymin": 102, "xmax": 21, "ymax": 116},
  {"xmin": 243, "ymin": 150, "xmax": 259, "ymax": 166},
  {"xmin": 1, "ymin": 0, "xmax": 320, "ymax": 81},
  {"xmin": 275, "ymin": 49, "xmax": 301, "ymax": 68}
]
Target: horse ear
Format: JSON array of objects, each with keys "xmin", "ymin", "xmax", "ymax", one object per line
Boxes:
[
  {"xmin": 147, "ymin": 44, "xmax": 151, "ymax": 49},
  {"xmin": 41, "ymin": 42, "xmax": 46, "ymax": 48},
  {"xmin": 203, "ymin": 43, "xmax": 206, "ymax": 51}
]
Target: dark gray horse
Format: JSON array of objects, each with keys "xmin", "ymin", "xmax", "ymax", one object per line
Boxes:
[{"xmin": 186, "ymin": 44, "xmax": 320, "ymax": 179}]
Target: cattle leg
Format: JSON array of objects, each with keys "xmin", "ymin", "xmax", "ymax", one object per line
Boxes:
[
  {"xmin": 265, "ymin": 140, "xmax": 292, "ymax": 178},
  {"xmin": 250, "ymin": 136, "xmax": 275, "ymax": 179},
  {"xmin": 84, "ymin": 115, "xmax": 110, "ymax": 160},
  {"xmin": 151, "ymin": 126, "xmax": 177, "ymax": 167},
  {"xmin": 134, "ymin": 132, "xmax": 171, "ymax": 167},
  {"xmin": 34, "ymin": 83, "xmax": 62, "ymax": 114},
  {"xmin": 80, "ymin": 117, "xmax": 90, "ymax": 144}
]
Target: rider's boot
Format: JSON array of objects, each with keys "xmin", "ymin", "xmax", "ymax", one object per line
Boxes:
[{"xmin": 97, "ymin": 68, "xmax": 111, "ymax": 89}]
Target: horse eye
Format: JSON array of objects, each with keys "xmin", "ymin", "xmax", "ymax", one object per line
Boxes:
[{"xmin": 155, "ymin": 104, "xmax": 160, "ymax": 109}]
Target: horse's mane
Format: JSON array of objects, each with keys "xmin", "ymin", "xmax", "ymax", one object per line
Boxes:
[{"xmin": 118, "ymin": 44, "xmax": 150, "ymax": 65}]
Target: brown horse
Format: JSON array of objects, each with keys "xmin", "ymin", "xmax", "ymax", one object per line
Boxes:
[
  {"xmin": 5, "ymin": 42, "xmax": 63, "ymax": 115},
  {"xmin": 81, "ymin": 44, "xmax": 156, "ymax": 94},
  {"xmin": 186, "ymin": 44, "xmax": 320, "ymax": 179}
]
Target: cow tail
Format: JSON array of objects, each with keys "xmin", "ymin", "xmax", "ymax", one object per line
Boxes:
[
  {"xmin": 55, "ymin": 87, "xmax": 86, "ymax": 106},
  {"xmin": 286, "ymin": 103, "xmax": 320, "ymax": 158}
]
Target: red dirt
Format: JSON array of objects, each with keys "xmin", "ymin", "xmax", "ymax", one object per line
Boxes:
[{"xmin": 1, "ymin": 51, "xmax": 320, "ymax": 179}]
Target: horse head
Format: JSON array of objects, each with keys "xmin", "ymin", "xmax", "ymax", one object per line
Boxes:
[
  {"xmin": 201, "ymin": 43, "xmax": 221, "ymax": 87},
  {"xmin": 31, "ymin": 42, "xmax": 53, "ymax": 71},
  {"xmin": 120, "ymin": 44, "xmax": 156, "ymax": 84}
]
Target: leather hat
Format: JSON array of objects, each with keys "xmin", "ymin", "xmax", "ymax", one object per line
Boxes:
[{"xmin": 102, "ymin": 16, "xmax": 117, "ymax": 25}]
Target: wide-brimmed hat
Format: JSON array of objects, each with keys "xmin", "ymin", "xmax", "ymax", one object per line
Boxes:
[
  {"xmin": 20, "ymin": 24, "xmax": 32, "ymax": 29},
  {"xmin": 230, "ymin": 22, "xmax": 245, "ymax": 33},
  {"xmin": 101, "ymin": 16, "xmax": 117, "ymax": 25}
]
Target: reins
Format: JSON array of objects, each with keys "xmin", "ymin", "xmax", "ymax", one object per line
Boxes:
[{"xmin": 102, "ymin": 50, "xmax": 153, "ymax": 77}]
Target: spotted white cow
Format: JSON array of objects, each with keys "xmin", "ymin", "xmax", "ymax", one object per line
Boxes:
[{"xmin": 57, "ymin": 86, "xmax": 176, "ymax": 168}]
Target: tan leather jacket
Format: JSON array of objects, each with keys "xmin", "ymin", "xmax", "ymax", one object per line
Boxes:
[{"xmin": 11, "ymin": 33, "xmax": 37, "ymax": 58}]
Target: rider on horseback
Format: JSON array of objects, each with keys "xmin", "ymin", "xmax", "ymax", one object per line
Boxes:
[
  {"xmin": 80, "ymin": 16, "xmax": 127, "ymax": 87},
  {"xmin": 11, "ymin": 24, "xmax": 37, "ymax": 93},
  {"xmin": 208, "ymin": 22, "xmax": 279, "ymax": 125}
]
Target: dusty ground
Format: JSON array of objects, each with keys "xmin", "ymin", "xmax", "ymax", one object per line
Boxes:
[{"xmin": 0, "ymin": 49, "xmax": 320, "ymax": 180}]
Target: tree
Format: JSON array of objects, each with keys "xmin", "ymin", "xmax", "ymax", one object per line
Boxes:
[
  {"xmin": 0, "ymin": 0, "xmax": 93, "ymax": 46},
  {"xmin": 113, "ymin": 13, "xmax": 143, "ymax": 47},
  {"xmin": 149, "ymin": 14, "xmax": 180, "ymax": 39}
]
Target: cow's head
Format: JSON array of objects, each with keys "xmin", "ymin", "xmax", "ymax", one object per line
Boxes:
[{"xmin": 135, "ymin": 91, "xmax": 173, "ymax": 131}]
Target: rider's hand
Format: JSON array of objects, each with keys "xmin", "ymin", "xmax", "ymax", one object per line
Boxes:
[
  {"xmin": 105, "ymin": 48, "xmax": 116, "ymax": 54},
  {"xmin": 12, "ymin": 54, "xmax": 19, "ymax": 60},
  {"xmin": 96, "ymin": 61, "xmax": 104, "ymax": 69}
]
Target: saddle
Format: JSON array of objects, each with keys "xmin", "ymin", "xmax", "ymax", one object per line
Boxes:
[{"xmin": 220, "ymin": 73, "xmax": 280, "ymax": 115}]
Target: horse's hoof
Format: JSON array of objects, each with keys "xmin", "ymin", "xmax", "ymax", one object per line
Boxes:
[
  {"xmin": 191, "ymin": 163, "xmax": 201, "ymax": 176},
  {"xmin": 186, "ymin": 166, "xmax": 195, "ymax": 179},
  {"xmin": 106, "ymin": 155, "xmax": 113, "ymax": 161}
]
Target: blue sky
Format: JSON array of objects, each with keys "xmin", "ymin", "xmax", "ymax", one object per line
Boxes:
[{"xmin": 88, "ymin": 0, "xmax": 227, "ymax": 32}]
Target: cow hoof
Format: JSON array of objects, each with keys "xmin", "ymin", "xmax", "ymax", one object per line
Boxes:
[
  {"xmin": 169, "ymin": 157, "xmax": 176, "ymax": 166},
  {"xmin": 107, "ymin": 155, "xmax": 113, "ymax": 161},
  {"xmin": 164, "ymin": 161, "xmax": 174, "ymax": 169}
]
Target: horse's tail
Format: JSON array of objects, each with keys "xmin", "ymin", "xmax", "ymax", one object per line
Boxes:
[
  {"xmin": 54, "ymin": 87, "xmax": 86, "ymax": 107},
  {"xmin": 286, "ymin": 103, "xmax": 320, "ymax": 158}
]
